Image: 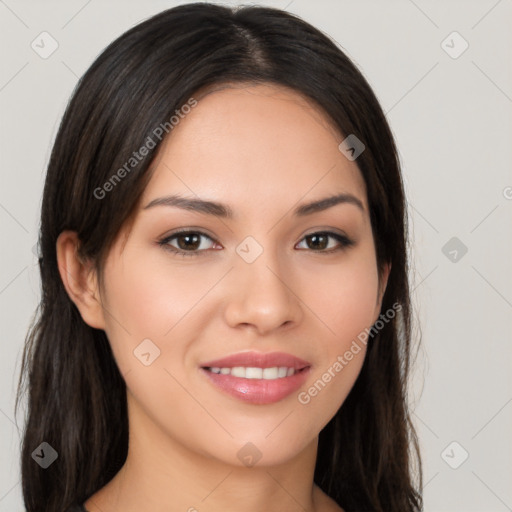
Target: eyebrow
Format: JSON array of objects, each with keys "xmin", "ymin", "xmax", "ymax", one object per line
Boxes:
[{"xmin": 143, "ymin": 192, "xmax": 364, "ymax": 218}]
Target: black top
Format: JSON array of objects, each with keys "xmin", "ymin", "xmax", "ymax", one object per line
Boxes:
[{"xmin": 66, "ymin": 505, "xmax": 88, "ymax": 512}]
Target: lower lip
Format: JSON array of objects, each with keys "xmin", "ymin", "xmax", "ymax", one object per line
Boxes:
[{"xmin": 200, "ymin": 367, "xmax": 310, "ymax": 405}]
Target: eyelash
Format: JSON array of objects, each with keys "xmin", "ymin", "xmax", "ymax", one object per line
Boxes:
[{"xmin": 157, "ymin": 229, "xmax": 355, "ymax": 258}]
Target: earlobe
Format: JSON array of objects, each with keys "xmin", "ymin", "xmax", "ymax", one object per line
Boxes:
[
  {"xmin": 375, "ymin": 261, "xmax": 392, "ymax": 312},
  {"xmin": 379, "ymin": 262, "xmax": 391, "ymax": 304},
  {"xmin": 56, "ymin": 231, "xmax": 106, "ymax": 330}
]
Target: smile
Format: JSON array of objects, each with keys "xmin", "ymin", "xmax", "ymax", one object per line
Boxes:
[
  {"xmin": 200, "ymin": 351, "xmax": 311, "ymax": 405},
  {"xmin": 205, "ymin": 366, "xmax": 296, "ymax": 379}
]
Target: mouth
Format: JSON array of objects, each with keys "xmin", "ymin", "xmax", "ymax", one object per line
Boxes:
[
  {"xmin": 200, "ymin": 351, "xmax": 311, "ymax": 405},
  {"xmin": 205, "ymin": 366, "xmax": 299, "ymax": 379}
]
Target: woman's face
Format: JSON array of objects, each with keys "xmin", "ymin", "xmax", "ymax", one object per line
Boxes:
[{"xmin": 95, "ymin": 84, "xmax": 388, "ymax": 467}]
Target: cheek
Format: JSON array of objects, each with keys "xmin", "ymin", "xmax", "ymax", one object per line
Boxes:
[
  {"xmin": 301, "ymin": 249, "xmax": 380, "ymax": 347},
  {"xmin": 99, "ymin": 261, "xmax": 216, "ymax": 446},
  {"xmin": 101, "ymin": 250, "xmax": 219, "ymax": 340},
  {"xmin": 294, "ymin": 247, "xmax": 379, "ymax": 409},
  {"xmin": 99, "ymin": 251, "xmax": 233, "ymax": 386}
]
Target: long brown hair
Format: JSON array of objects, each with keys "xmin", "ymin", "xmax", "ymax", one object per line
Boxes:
[{"xmin": 16, "ymin": 4, "xmax": 422, "ymax": 511}]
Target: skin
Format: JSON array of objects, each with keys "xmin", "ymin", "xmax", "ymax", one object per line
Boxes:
[{"xmin": 57, "ymin": 83, "xmax": 389, "ymax": 512}]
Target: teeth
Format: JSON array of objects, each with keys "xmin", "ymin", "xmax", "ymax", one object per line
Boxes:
[
  {"xmin": 246, "ymin": 367, "xmax": 263, "ymax": 379},
  {"xmin": 207, "ymin": 366, "xmax": 296, "ymax": 379},
  {"xmin": 231, "ymin": 366, "xmax": 246, "ymax": 378},
  {"xmin": 262, "ymin": 367, "xmax": 278, "ymax": 379}
]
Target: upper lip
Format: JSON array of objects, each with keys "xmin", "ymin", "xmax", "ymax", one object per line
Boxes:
[{"xmin": 200, "ymin": 351, "xmax": 311, "ymax": 370}]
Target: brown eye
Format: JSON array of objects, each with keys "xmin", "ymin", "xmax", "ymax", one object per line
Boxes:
[
  {"xmin": 296, "ymin": 231, "xmax": 354, "ymax": 252},
  {"xmin": 159, "ymin": 231, "xmax": 217, "ymax": 256},
  {"xmin": 306, "ymin": 233, "xmax": 329, "ymax": 250},
  {"xmin": 175, "ymin": 233, "xmax": 202, "ymax": 250}
]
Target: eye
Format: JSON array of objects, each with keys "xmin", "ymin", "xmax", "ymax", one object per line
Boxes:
[
  {"xmin": 158, "ymin": 230, "xmax": 219, "ymax": 257},
  {"xmin": 295, "ymin": 231, "xmax": 354, "ymax": 253},
  {"xmin": 158, "ymin": 229, "xmax": 354, "ymax": 258}
]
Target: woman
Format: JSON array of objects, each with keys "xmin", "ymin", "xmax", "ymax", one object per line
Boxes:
[{"xmin": 16, "ymin": 3, "xmax": 422, "ymax": 511}]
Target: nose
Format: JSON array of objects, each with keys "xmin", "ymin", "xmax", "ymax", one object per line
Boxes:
[{"xmin": 223, "ymin": 253, "xmax": 303, "ymax": 336}]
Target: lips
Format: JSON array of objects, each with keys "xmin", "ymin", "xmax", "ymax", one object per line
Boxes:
[
  {"xmin": 200, "ymin": 351, "xmax": 311, "ymax": 405},
  {"xmin": 201, "ymin": 351, "xmax": 310, "ymax": 370}
]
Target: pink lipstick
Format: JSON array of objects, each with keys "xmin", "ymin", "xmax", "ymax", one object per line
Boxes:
[{"xmin": 200, "ymin": 351, "xmax": 311, "ymax": 405}]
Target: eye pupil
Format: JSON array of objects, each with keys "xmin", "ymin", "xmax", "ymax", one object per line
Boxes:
[
  {"xmin": 178, "ymin": 234, "xmax": 200, "ymax": 250},
  {"xmin": 308, "ymin": 234, "xmax": 328, "ymax": 250}
]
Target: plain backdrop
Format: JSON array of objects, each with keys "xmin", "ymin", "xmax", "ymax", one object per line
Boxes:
[{"xmin": 1, "ymin": 1, "xmax": 511, "ymax": 510}]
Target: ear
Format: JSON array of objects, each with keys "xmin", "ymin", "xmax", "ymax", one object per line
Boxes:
[
  {"xmin": 375, "ymin": 261, "xmax": 392, "ymax": 315},
  {"xmin": 56, "ymin": 230, "xmax": 106, "ymax": 330}
]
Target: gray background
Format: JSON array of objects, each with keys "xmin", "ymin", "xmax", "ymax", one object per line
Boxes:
[{"xmin": 1, "ymin": 0, "xmax": 511, "ymax": 510}]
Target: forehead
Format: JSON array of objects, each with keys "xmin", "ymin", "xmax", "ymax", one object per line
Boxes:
[{"xmin": 142, "ymin": 83, "xmax": 367, "ymax": 213}]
